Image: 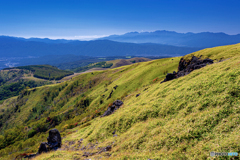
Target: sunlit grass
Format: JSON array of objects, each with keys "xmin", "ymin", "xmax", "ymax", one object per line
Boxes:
[{"xmin": 1, "ymin": 43, "xmax": 240, "ymax": 159}]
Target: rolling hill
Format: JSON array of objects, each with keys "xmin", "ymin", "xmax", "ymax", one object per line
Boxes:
[
  {"xmin": 3, "ymin": 65, "xmax": 74, "ymax": 81},
  {"xmin": 0, "ymin": 43, "xmax": 240, "ymax": 159},
  {"xmin": 0, "ymin": 65, "xmax": 73, "ymax": 101},
  {"xmin": 72, "ymin": 57, "xmax": 151, "ymax": 72},
  {"xmin": 54, "ymin": 56, "xmax": 156, "ymax": 71}
]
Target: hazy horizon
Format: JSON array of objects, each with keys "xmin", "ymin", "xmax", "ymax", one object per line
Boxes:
[
  {"xmin": 2, "ymin": 30, "xmax": 240, "ymax": 41},
  {"xmin": 1, "ymin": 0, "xmax": 240, "ymax": 40}
]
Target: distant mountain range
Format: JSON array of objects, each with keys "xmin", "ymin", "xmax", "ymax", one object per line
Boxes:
[
  {"xmin": 1, "ymin": 30, "xmax": 240, "ymax": 69},
  {"xmin": 0, "ymin": 35, "xmax": 198, "ymax": 57},
  {"xmin": 100, "ymin": 30, "xmax": 240, "ymax": 48}
]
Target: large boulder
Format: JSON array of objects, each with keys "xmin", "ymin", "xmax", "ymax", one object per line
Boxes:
[
  {"xmin": 161, "ymin": 56, "xmax": 214, "ymax": 83},
  {"xmin": 47, "ymin": 128, "xmax": 62, "ymax": 149},
  {"xmin": 24, "ymin": 128, "xmax": 62, "ymax": 158},
  {"xmin": 38, "ymin": 128, "xmax": 61, "ymax": 153}
]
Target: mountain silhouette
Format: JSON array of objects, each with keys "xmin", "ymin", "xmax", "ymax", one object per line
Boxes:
[
  {"xmin": 100, "ymin": 30, "xmax": 240, "ymax": 48},
  {"xmin": 0, "ymin": 36, "xmax": 199, "ymax": 57}
]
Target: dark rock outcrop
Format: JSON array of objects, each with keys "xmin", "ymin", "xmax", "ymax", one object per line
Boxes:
[
  {"xmin": 24, "ymin": 128, "xmax": 62, "ymax": 159},
  {"xmin": 112, "ymin": 130, "xmax": 117, "ymax": 137},
  {"xmin": 37, "ymin": 143, "xmax": 48, "ymax": 154},
  {"xmin": 107, "ymin": 90, "xmax": 113, "ymax": 100},
  {"xmin": 38, "ymin": 129, "xmax": 61, "ymax": 154},
  {"xmin": 98, "ymin": 145, "xmax": 112, "ymax": 153},
  {"xmin": 101, "ymin": 100, "xmax": 123, "ymax": 117},
  {"xmin": 82, "ymin": 145, "xmax": 112, "ymax": 157},
  {"xmin": 47, "ymin": 128, "xmax": 62, "ymax": 149},
  {"xmin": 113, "ymin": 85, "xmax": 118, "ymax": 90},
  {"xmin": 161, "ymin": 56, "xmax": 214, "ymax": 83}
]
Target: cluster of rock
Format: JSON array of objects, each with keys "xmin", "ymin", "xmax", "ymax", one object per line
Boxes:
[
  {"xmin": 21, "ymin": 99, "xmax": 123, "ymax": 158},
  {"xmin": 63, "ymin": 138, "xmax": 112, "ymax": 158},
  {"xmin": 161, "ymin": 56, "xmax": 214, "ymax": 83},
  {"xmin": 82, "ymin": 145, "xmax": 112, "ymax": 158},
  {"xmin": 101, "ymin": 100, "xmax": 123, "ymax": 117},
  {"xmin": 23, "ymin": 129, "xmax": 62, "ymax": 159}
]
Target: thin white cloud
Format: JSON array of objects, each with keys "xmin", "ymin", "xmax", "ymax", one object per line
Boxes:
[
  {"xmin": 74, "ymin": 35, "xmax": 109, "ymax": 40},
  {"xmin": 14, "ymin": 35, "xmax": 109, "ymax": 41}
]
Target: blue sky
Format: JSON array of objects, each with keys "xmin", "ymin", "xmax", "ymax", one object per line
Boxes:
[{"xmin": 0, "ymin": 0, "xmax": 240, "ymax": 40}]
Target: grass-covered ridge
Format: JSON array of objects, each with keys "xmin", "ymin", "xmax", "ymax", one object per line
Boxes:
[
  {"xmin": 183, "ymin": 42, "xmax": 240, "ymax": 61},
  {"xmin": 0, "ymin": 69, "xmax": 51, "ymax": 101},
  {"xmin": 72, "ymin": 57, "xmax": 150, "ymax": 73},
  {"xmin": 4, "ymin": 65, "xmax": 74, "ymax": 80},
  {"xmin": 1, "ymin": 43, "xmax": 240, "ymax": 159},
  {"xmin": 73, "ymin": 61, "xmax": 113, "ymax": 72}
]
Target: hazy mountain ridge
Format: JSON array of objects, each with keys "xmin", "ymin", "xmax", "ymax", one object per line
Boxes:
[
  {"xmin": 100, "ymin": 30, "xmax": 240, "ymax": 48},
  {"xmin": 2, "ymin": 30, "xmax": 239, "ymax": 70},
  {"xmin": 0, "ymin": 36, "xmax": 198, "ymax": 58}
]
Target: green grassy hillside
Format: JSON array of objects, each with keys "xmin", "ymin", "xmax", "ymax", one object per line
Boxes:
[
  {"xmin": 0, "ymin": 69, "xmax": 51, "ymax": 101},
  {"xmin": 73, "ymin": 57, "xmax": 150, "ymax": 73},
  {"xmin": 7, "ymin": 65, "xmax": 74, "ymax": 80},
  {"xmin": 0, "ymin": 65, "xmax": 73, "ymax": 101},
  {"xmin": 1, "ymin": 43, "xmax": 240, "ymax": 159}
]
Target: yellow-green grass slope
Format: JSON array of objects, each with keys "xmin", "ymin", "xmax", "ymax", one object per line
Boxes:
[
  {"xmin": 35, "ymin": 43, "xmax": 240, "ymax": 160},
  {"xmin": 6, "ymin": 65, "xmax": 74, "ymax": 80},
  {"xmin": 72, "ymin": 57, "xmax": 150, "ymax": 73},
  {"xmin": 0, "ymin": 56, "xmax": 179, "ymax": 159},
  {"xmin": 1, "ymin": 43, "xmax": 240, "ymax": 159},
  {"xmin": 108, "ymin": 57, "xmax": 151, "ymax": 68}
]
